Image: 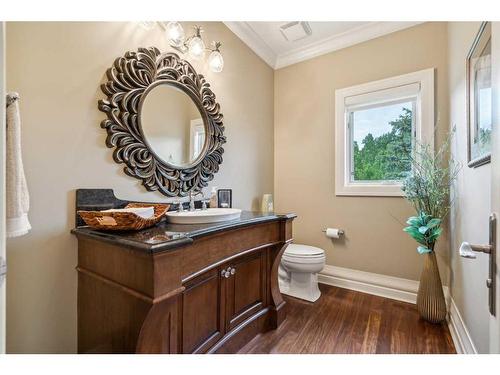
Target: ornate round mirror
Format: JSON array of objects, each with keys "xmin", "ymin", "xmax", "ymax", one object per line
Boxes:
[
  {"xmin": 140, "ymin": 83, "xmax": 206, "ymax": 167},
  {"xmin": 98, "ymin": 48, "xmax": 225, "ymax": 197}
]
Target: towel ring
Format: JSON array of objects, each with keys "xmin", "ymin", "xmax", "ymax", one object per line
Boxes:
[{"xmin": 6, "ymin": 93, "xmax": 20, "ymax": 108}]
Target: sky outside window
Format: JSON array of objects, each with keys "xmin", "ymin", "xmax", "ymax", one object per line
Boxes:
[{"xmin": 353, "ymin": 101, "xmax": 413, "ymax": 149}]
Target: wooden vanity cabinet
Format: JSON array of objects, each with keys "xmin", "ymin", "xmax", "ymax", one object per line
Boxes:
[
  {"xmin": 181, "ymin": 248, "xmax": 268, "ymax": 354},
  {"xmin": 73, "ymin": 214, "xmax": 294, "ymax": 354},
  {"xmin": 224, "ymin": 250, "xmax": 267, "ymax": 332},
  {"xmin": 181, "ymin": 266, "xmax": 225, "ymax": 353}
]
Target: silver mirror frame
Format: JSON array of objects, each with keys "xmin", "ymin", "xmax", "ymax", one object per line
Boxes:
[{"xmin": 98, "ymin": 47, "xmax": 225, "ymax": 197}]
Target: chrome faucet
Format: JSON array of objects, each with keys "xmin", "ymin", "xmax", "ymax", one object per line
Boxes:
[
  {"xmin": 176, "ymin": 200, "xmax": 185, "ymax": 212},
  {"xmin": 189, "ymin": 191, "xmax": 204, "ymax": 211}
]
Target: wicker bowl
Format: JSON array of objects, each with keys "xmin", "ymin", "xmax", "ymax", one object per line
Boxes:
[{"xmin": 77, "ymin": 203, "xmax": 170, "ymax": 231}]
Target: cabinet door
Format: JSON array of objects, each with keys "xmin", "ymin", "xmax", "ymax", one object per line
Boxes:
[
  {"xmin": 181, "ymin": 267, "xmax": 225, "ymax": 353},
  {"xmin": 224, "ymin": 250, "xmax": 267, "ymax": 331}
]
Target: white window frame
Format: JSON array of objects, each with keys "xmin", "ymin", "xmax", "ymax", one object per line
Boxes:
[
  {"xmin": 189, "ymin": 118, "xmax": 205, "ymax": 159},
  {"xmin": 335, "ymin": 68, "xmax": 435, "ymax": 197}
]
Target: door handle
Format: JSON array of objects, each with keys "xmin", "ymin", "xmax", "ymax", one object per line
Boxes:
[
  {"xmin": 459, "ymin": 213, "xmax": 496, "ymax": 316},
  {"xmin": 0, "ymin": 256, "xmax": 5, "ymax": 276},
  {"xmin": 459, "ymin": 242, "xmax": 491, "ymax": 258},
  {"xmin": 0, "ymin": 256, "xmax": 6, "ymax": 288}
]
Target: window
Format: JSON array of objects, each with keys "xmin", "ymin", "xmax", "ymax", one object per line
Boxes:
[
  {"xmin": 350, "ymin": 99, "xmax": 415, "ymax": 182},
  {"xmin": 335, "ymin": 69, "xmax": 434, "ymax": 196},
  {"xmin": 190, "ymin": 118, "xmax": 205, "ymax": 160}
]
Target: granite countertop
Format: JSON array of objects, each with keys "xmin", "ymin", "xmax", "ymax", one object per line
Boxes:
[{"xmin": 71, "ymin": 211, "xmax": 296, "ymax": 254}]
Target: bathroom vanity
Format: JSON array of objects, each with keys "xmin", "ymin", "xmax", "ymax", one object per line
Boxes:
[
  {"xmin": 71, "ymin": 191, "xmax": 295, "ymax": 354},
  {"xmin": 73, "ymin": 48, "xmax": 296, "ymax": 353}
]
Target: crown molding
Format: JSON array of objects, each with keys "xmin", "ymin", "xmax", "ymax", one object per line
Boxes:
[
  {"xmin": 225, "ymin": 22, "xmax": 423, "ymax": 70},
  {"xmin": 275, "ymin": 22, "xmax": 423, "ymax": 68},
  {"xmin": 223, "ymin": 22, "xmax": 278, "ymax": 68}
]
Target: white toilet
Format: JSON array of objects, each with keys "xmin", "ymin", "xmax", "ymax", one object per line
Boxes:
[{"xmin": 278, "ymin": 243, "xmax": 326, "ymax": 302}]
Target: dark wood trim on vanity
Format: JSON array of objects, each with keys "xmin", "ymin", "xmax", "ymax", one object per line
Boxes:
[{"xmin": 72, "ymin": 212, "xmax": 295, "ymax": 354}]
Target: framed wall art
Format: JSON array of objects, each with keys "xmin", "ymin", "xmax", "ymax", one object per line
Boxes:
[{"xmin": 467, "ymin": 22, "xmax": 492, "ymax": 168}]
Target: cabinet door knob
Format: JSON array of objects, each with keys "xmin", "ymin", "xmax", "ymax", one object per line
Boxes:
[{"xmin": 221, "ymin": 267, "xmax": 235, "ymax": 278}]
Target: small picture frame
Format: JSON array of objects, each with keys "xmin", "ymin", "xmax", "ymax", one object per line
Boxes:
[
  {"xmin": 217, "ymin": 189, "xmax": 232, "ymax": 208},
  {"xmin": 466, "ymin": 21, "xmax": 492, "ymax": 168}
]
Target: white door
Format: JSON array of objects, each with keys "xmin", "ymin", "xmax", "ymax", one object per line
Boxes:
[
  {"xmin": 0, "ymin": 21, "xmax": 6, "ymax": 354},
  {"xmin": 490, "ymin": 22, "xmax": 500, "ymax": 353}
]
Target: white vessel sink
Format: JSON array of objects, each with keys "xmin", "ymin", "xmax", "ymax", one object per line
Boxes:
[{"xmin": 166, "ymin": 208, "xmax": 242, "ymax": 224}]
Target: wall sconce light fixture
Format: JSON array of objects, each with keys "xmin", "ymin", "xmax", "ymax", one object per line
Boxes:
[{"xmin": 162, "ymin": 22, "xmax": 224, "ymax": 73}]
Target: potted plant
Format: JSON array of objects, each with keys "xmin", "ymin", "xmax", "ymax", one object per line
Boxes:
[{"xmin": 401, "ymin": 135, "xmax": 460, "ymax": 323}]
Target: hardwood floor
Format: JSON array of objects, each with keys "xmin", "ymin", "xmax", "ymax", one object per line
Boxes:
[{"xmin": 238, "ymin": 284, "xmax": 456, "ymax": 354}]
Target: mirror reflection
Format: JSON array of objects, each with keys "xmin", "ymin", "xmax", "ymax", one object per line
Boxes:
[{"xmin": 141, "ymin": 84, "xmax": 206, "ymax": 166}]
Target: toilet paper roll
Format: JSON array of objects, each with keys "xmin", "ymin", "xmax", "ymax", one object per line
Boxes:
[{"xmin": 325, "ymin": 228, "xmax": 341, "ymax": 239}]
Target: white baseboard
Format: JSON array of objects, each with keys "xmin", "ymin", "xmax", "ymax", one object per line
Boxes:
[
  {"xmin": 318, "ymin": 264, "xmax": 475, "ymax": 354},
  {"xmin": 318, "ymin": 264, "xmax": 420, "ymax": 304},
  {"xmin": 447, "ymin": 297, "xmax": 478, "ymax": 354}
]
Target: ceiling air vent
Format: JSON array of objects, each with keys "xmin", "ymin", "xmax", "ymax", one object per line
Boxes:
[{"xmin": 279, "ymin": 21, "xmax": 312, "ymax": 42}]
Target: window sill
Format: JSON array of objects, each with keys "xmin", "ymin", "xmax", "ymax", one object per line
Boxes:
[{"xmin": 335, "ymin": 183, "xmax": 404, "ymax": 197}]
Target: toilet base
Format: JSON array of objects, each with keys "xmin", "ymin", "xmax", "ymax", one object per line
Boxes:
[{"xmin": 279, "ymin": 271, "xmax": 321, "ymax": 302}]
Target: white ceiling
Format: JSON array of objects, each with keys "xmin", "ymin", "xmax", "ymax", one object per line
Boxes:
[{"xmin": 224, "ymin": 22, "xmax": 422, "ymax": 69}]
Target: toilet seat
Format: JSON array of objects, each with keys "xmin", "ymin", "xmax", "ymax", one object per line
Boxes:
[
  {"xmin": 285, "ymin": 244, "xmax": 324, "ymax": 256},
  {"xmin": 284, "ymin": 244, "xmax": 325, "ymax": 261},
  {"xmin": 282, "ymin": 254, "xmax": 324, "ymax": 264}
]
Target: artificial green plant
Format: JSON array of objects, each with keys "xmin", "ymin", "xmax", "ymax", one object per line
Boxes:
[
  {"xmin": 403, "ymin": 212, "xmax": 442, "ymax": 254},
  {"xmin": 401, "ymin": 130, "xmax": 460, "ymax": 254}
]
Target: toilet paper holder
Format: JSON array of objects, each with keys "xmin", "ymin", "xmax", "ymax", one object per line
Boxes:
[{"xmin": 322, "ymin": 228, "xmax": 345, "ymax": 236}]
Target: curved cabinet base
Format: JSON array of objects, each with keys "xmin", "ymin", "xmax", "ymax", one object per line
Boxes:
[{"xmin": 210, "ymin": 308, "xmax": 271, "ymax": 354}]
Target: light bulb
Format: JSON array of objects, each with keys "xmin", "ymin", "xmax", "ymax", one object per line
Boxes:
[
  {"xmin": 166, "ymin": 21, "xmax": 185, "ymax": 47},
  {"xmin": 208, "ymin": 50, "xmax": 224, "ymax": 73},
  {"xmin": 188, "ymin": 36, "xmax": 206, "ymax": 60}
]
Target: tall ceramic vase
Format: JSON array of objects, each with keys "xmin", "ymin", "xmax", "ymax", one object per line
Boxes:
[{"xmin": 416, "ymin": 251, "xmax": 447, "ymax": 323}]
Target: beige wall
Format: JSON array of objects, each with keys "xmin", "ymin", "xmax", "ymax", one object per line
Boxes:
[
  {"xmin": 0, "ymin": 23, "xmax": 6, "ymax": 354},
  {"xmin": 274, "ymin": 22, "xmax": 449, "ymax": 281},
  {"xmin": 448, "ymin": 22, "xmax": 490, "ymax": 353},
  {"xmin": 5, "ymin": 21, "xmax": 274, "ymax": 353}
]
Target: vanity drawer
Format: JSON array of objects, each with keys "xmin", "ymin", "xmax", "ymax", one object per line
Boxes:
[{"xmin": 180, "ymin": 221, "xmax": 280, "ymax": 279}]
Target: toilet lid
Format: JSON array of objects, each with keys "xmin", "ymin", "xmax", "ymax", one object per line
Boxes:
[{"xmin": 285, "ymin": 244, "xmax": 324, "ymax": 257}]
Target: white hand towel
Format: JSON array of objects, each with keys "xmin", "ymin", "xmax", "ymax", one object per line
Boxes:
[
  {"xmin": 6, "ymin": 93, "xmax": 31, "ymax": 238},
  {"xmin": 102, "ymin": 207, "xmax": 155, "ymax": 219}
]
